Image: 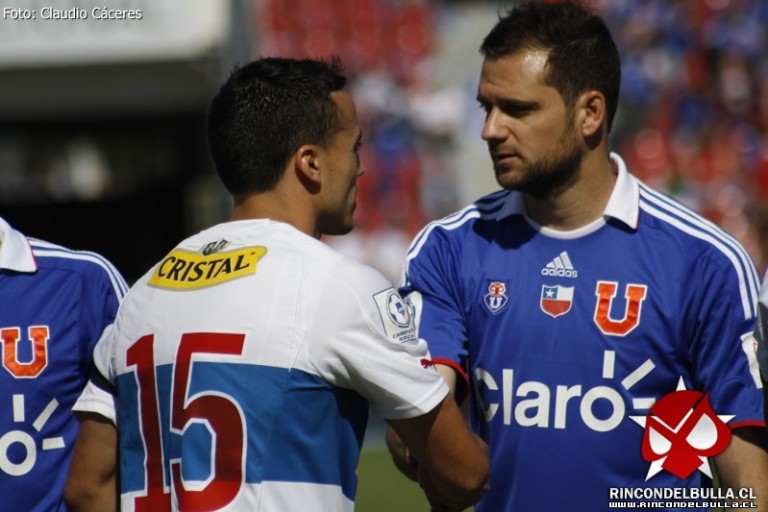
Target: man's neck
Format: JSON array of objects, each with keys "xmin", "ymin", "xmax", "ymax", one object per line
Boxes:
[
  {"xmin": 523, "ymin": 155, "xmax": 617, "ymax": 231},
  {"xmin": 229, "ymin": 189, "xmax": 319, "ymax": 238}
]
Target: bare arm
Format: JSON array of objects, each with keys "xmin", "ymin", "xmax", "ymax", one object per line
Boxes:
[
  {"xmin": 434, "ymin": 364, "xmax": 459, "ymax": 395},
  {"xmin": 385, "ymin": 364, "xmax": 461, "ymax": 481},
  {"xmin": 64, "ymin": 413, "xmax": 119, "ymax": 512},
  {"xmin": 386, "ymin": 364, "xmax": 486, "ymax": 510},
  {"xmin": 387, "ymin": 391, "xmax": 489, "ymax": 510},
  {"xmin": 713, "ymin": 426, "xmax": 768, "ymax": 511}
]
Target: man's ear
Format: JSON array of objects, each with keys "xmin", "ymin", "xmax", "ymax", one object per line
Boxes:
[
  {"xmin": 576, "ymin": 90, "xmax": 606, "ymax": 139},
  {"xmin": 575, "ymin": 90, "xmax": 606, "ymax": 149},
  {"xmin": 295, "ymin": 144, "xmax": 323, "ymax": 185}
]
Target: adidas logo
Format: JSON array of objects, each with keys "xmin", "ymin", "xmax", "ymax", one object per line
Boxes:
[{"xmin": 541, "ymin": 251, "xmax": 578, "ymax": 278}]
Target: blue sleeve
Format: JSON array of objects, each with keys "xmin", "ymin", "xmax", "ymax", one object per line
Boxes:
[
  {"xmin": 756, "ymin": 271, "xmax": 768, "ymax": 382},
  {"xmin": 400, "ymin": 225, "xmax": 470, "ymax": 387},
  {"xmin": 77, "ymin": 255, "xmax": 127, "ymax": 377},
  {"xmin": 688, "ymin": 252, "xmax": 764, "ymax": 428}
]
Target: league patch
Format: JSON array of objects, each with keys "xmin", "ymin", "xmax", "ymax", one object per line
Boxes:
[
  {"xmin": 148, "ymin": 246, "xmax": 267, "ymax": 290},
  {"xmin": 540, "ymin": 284, "xmax": 574, "ymax": 318},
  {"xmin": 404, "ymin": 292, "xmax": 422, "ymax": 330},
  {"xmin": 373, "ymin": 289, "xmax": 417, "ymax": 344}
]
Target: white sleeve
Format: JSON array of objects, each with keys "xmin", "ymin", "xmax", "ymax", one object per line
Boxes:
[
  {"xmin": 72, "ymin": 380, "xmax": 118, "ymax": 425},
  {"xmin": 306, "ymin": 261, "xmax": 448, "ymax": 420},
  {"xmin": 72, "ymin": 323, "xmax": 118, "ymax": 425}
]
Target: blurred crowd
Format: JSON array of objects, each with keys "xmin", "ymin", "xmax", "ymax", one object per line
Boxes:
[
  {"xmin": 1, "ymin": 1, "xmax": 766, "ymax": 282},
  {"xmin": 597, "ymin": 0, "xmax": 768, "ymax": 272},
  {"xmin": 256, "ymin": 0, "xmax": 768, "ymax": 280}
]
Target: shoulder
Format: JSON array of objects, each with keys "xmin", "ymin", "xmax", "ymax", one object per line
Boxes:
[
  {"xmin": 316, "ymin": 246, "xmax": 394, "ymax": 297},
  {"xmin": 636, "ymin": 182, "xmax": 759, "ymax": 314},
  {"xmin": 407, "ymin": 189, "xmax": 511, "ymax": 258},
  {"xmin": 28, "ymin": 238, "xmax": 128, "ymax": 298},
  {"xmin": 637, "ymin": 183, "xmax": 754, "ymax": 265}
]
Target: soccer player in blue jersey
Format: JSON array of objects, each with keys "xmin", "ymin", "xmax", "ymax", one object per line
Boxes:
[
  {"xmin": 0, "ymin": 216, "xmax": 127, "ymax": 511},
  {"xmin": 387, "ymin": 1, "xmax": 768, "ymax": 511},
  {"xmin": 63, "ymin": 57, "xmax": 489, "ymax": 512}
]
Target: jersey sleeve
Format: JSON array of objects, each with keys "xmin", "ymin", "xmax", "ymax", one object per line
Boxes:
[
  {"xmin": 400, "ymin": 226, "xmax": 469, "ymax": 386},
  {"xmin": 73, "ymin": 323, "xmax": 119, "ymax": 424},
  {"xmin": 755, "ymin": 272, "xmax": 768, "ymax": 382},
  {"xmin": 71, "ymin": 253, "xmax": 125, "ymax": 423},
  {"xmin": 77, "ymin": 253, "xmax": 127, "ymax": 376},
  {"xmin": 688, "ymin": 252, "xmax": 764, "ymax": 427},
  {"xmin": 306, "ymin": 260, "xmax": 448, "ymax": 420}
]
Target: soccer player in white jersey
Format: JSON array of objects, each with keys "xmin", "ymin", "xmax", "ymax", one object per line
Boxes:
[
  {"xmin": 387, "ymin": 1, "xmax": 768, "ymax": 511},
  {"xmin": 0, "ymin": 216, "xmax": 127, "ymax": 511},
  {"xmin": 63, "ymin": 57, "xmax": 489, "ymax": 512}
]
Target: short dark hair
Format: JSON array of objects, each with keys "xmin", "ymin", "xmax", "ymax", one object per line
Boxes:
[
  {"xmin": 207, "ymin": 57, "xmax": 347, "ymax": 195},
  {"xmin": 480, "ymin": 0, "xmax": 621, "ymax": 131}
]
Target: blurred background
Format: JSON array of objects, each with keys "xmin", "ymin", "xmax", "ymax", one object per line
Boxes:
[
  {"xmin": 3, "ymin": 0, "xmax": 768, "ymax": 285},
  {"xmin": 3, "ymin": 1, "xmax": 765, "ymax": 510}
]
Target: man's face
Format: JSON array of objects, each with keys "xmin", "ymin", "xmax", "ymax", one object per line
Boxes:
[
  {"xmin": 317, "ymin": 91, "xmax": 364, "ymax": 236},
  {"xmin": 477, "ymin": 49, "xmax": 583, "ymax": 199}
]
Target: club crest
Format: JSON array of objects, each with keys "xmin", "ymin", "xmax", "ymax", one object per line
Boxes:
[{"xmin": 484, "ymin": 281, "xmax": 509, "ymax": 314}]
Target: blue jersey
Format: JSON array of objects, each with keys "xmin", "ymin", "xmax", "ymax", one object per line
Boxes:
[
  {"xmin": 402, "ymin": 155, "xmax": 764, "ymax": 512},
  {"xmin": 0, "ymin": 217, "xmax": 127, "ymax": 511}
]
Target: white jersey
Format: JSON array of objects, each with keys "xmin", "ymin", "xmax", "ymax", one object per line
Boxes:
[{"xmin": 75, "ymin": 219, "xmax": 447, "ymax": 511}]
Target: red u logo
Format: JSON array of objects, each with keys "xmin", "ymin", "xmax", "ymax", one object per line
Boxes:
[
  {"xmin": 594, "ymin": 282, "xmax": 647, "ymax": 336},
  {"xmin": 1, "ymin": 326, "xmax": 49, "ymax": 378}
]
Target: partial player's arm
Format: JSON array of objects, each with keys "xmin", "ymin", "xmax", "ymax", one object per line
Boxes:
[
  {"xmin": 312, "ymin": 256, "xmax": 487, "ymax": 509},
  {"xmin": 387, "ymin": 390, "xmax": 489, "ymax": 511},
  {"xmin": 66, "ymin": 325, "xmax": 120, "ymax": 512},
  {"xmin": 693, "ymin": 262, "xmax": 768, "ymax": 510},
  {"xmin": 434, "ymin": 363, "xmax": 459, "ymax": 394},
  {"xmin": 713, "ymin": 427, "xmax": 768, "ymax": 510},
  {"xmin": 386, "ymin": 364, "xmax": 473, "ymax": 508},
  {"xmin": 730, "ymin": 274, "xmax": 768, "ymax": 509},
  {"xmin": 64, "ymin": 412, "xmax": 118, "ymax": 512}
]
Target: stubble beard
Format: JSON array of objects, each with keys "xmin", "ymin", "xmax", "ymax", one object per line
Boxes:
[{"xmin": 495, "ymin": 129, "xmax": 583, "ymax": 201}]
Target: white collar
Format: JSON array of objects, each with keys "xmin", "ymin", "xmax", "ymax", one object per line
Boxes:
[
  {"xmin": 0, "ymin": 217, "xmax": 37, "ymax": 273},
  {"xmin": 493, "ymin": 152, "xmax": 640, "ymax": 230}
]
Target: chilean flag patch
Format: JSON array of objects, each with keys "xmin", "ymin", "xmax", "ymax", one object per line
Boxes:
[{"xmin": 540, "ymin": 285, "xmax": 574, "ymax": 318}]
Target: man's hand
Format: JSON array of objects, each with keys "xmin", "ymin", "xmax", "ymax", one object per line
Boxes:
[{"xmin": 417, "ymin": 462, "xmax": 482, "ymax": 512}]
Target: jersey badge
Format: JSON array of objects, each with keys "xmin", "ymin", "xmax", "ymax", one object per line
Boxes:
[
  {"xmin": 200, "ymin": 239, "xmax": 230, "ymax": 255},
  {"xmin": 149, "ymin": 246, "xmax": 267, "ymax": 290},
  {"xmin": 540, "ymin": 284, "xmax": 574, "ymax": 317},
  {"xmin": 373, "ymin": 289, "xmax": 417, "ymax": 344},
  {"xmin": 484, "ymin": 281, "xmax": 509, "ymax": 314}
]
